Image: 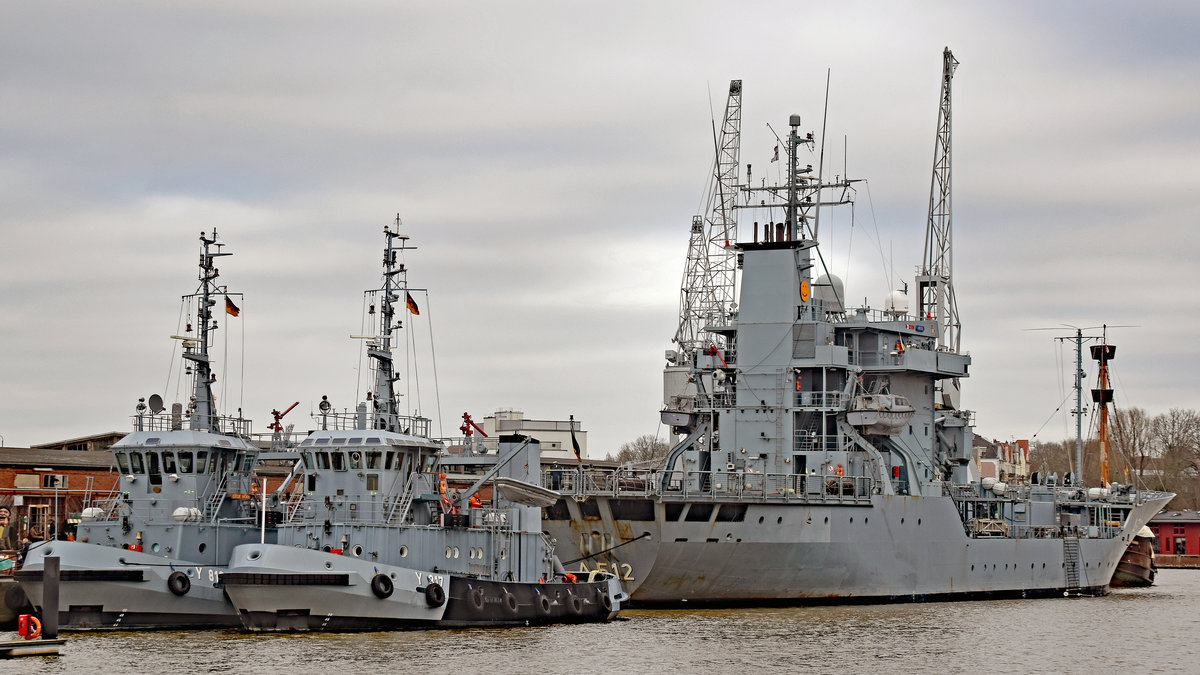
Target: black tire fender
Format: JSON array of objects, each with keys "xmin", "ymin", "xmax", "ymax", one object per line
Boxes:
[
  {"xmin": 371, "ymin": 573, "xmax": 394, "ymax": 599},
  {"xmin": 167, "ymin": 570, "xmax": 191, "ymax": 596},
  {"xmin": 425, "ymin": 582, "xmax": 446, "ymax": 607},
  {"xmin": 537, "ymin": 594, "xmax": 552, "ymax": 615},
  {"xmin": 600, "ymin": 589, "xmax": 612, "ymax": 611},
  {"xmin": 568, "ymin": 594, "xmax": 584, "ymax": 614},
  {"xmin": 504, "ymin": 592, "xmax": 519, "ymax": 614},
  {"xmin": 469, "ymin": 587, "xmax": 485, "ymax": 612}
]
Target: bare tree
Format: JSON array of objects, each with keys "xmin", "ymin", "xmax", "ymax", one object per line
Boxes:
[
  {"xmin": 1110, "ymin": 406, "xmax": 1155, "ymax": 485},
  {"xmin": 607, "ymin": 435, "xmax": 671, "ymax": 466}
]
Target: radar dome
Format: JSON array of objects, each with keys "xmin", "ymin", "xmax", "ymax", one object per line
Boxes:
[
  {"xmin": 812, "ymin": 274, "xmax": 845, "ymax": 313},
  {"xmin": 885, "ymin": 290, "xmax": 909, "ymax": 318}
]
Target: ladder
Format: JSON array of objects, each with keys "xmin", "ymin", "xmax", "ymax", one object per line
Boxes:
[
  {"xmin": 1063, "ymin": 537, "xmax": 1082, "ymax": 592},
  {"xmin": 385, "ymin": 472, "xmax": 419, "ymax": 524},
  {"xmin": 203, "ymin": 473, "xmax": 230, "ymax": 521}
]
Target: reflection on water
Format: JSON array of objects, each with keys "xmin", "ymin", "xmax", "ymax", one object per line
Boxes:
[{"xmin": 17, "ymin": 570, "xmax": 1200, "ymax": 674}]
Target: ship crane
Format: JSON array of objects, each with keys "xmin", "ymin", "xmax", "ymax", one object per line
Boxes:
[
  {"xmin": 917, "ymin": 47, "xmax": 962, "ymax": 357},
  {"xmin": 673, "ymin": 79, "xmax": 742, "ymax": 361}
]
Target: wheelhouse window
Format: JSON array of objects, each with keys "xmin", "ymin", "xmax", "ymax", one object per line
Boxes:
[
  {"xmin": 115, "ymin": 452, "xmax": 130, "ymax": 474},
  {"xmin": 349, "ymin": 451, "xmax": 362, "ymax": 470},
  {"xmin": 332, "ymin": 452, "xmax": 346, "ymax": 471},
  {"xmin": 196, "ymin": 451, "xmax": 208, "ymax": 474},
  {"xmin": 147, "ymin": 452, "xmax": 162, "ymax": 485},
  {"xmin": 301, "ymin": 452, "xmax": 314, "ymax": 470},
  {"xmin": 178, "ymin": 451, "xmax": 193, "ymax": 473},
  {"xmin": 129, "ymin": 452, "xmax": 145, "ymax": 474},
  {"xmin": 366, "ymin": 451, "xmax": 381, "ymax": 470},
  {"xmin": 316, "ymin": 452, "xmax": 331, "ymax": 470},
  {"xmin": 162, "ymin": 452, "xmax": 177, "ymax": 474}
]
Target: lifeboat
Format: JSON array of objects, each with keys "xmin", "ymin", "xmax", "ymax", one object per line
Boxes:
[{"xmin": 846, "ymin": 393, "xmax": 915, "ymax": 434}]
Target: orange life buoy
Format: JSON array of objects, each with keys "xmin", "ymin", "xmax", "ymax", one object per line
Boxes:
[
  {"xmin": 26, "ymin": 615, "xmax": 41, "ymax": 640},
  {"xmin": 836, "ymin": 464, "xmax": 844, "ymax": 477},
  {"xmin": 438, "ymin": 479, "xmax": 447, "ymax": 494},
  {"xmin": 563, "ymin": 572, "xmax": 577, "ymax": 584}
]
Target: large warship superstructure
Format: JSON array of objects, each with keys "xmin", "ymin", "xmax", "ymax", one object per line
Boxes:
[
  {"xmin": 18, "ymin": 231, "xmax": 282, "ymax": 628},
  {"xmin": 541, "ymin": 52, "xmax": 1172, "ymax": 604},
  {"xmin": 222, "ymin": 220, "xmax": 623, "ymax": 630}
]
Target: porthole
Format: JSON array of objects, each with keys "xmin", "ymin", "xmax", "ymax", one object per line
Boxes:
[
  {"xmin": 849, "ymin": 517, "xmax": 854, "ymax": 524},
  {"xmin": 758, "ymin": 516, "xmax": 765, "ymax": 524},
  {"xmin": 399, "ymin": 545, "xmax": 408, "ymax": 557},
  {"xmin": 469, "ymin": 548, "xmax": 476, "ymax": 559},
  {"xmin": 445, "ymin": 547, "xmax": 452, "ymax": 558},
  {"xmin": 917, "ymin": 518, "xmax": 922, "ymax": 525},
  {"xmin": 971, "ymin": 564, "xmax": 974, "ymax": 570},
  {"xmin": 900, "ymin": 518, "xmax": 905, "ymax": 524},
  {"xmin": 151, "ymin": 543, "xmax": 161, "ymax": 553},
  {"xmin": 777, "ymin": 517, "xmax": 783, "ymax": 524},
  {"xmin": 824, "ymin": 516, "xmax": 829, "ymax": 524},
  {"xmin": 500, "ymin": 549, "xmax": 507, "ymax": 560},
  {"xmin": 352, "ymin": 545, "xmax": 363, "ymax": 557},
  {"xmin": 453, "ymin": 547, "xmax": 460, "ymax": 559},
  {"xmin": 198, "ymin": 542, "xmax": 207, "ymax": 553}
]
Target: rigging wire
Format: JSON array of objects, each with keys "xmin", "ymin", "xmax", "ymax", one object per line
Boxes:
[
  {"xmin": 858, "ymin": 180, "xmax": 895, "ymax": 298},
  {"xmin": 424, "ymin": 290, "xmax": 444, "ymax": 439}
]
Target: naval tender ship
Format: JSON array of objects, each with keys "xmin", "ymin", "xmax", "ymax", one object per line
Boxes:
[{"xmin": 541, "ymin": 54, "xmax": 1172, "ymax": 604}]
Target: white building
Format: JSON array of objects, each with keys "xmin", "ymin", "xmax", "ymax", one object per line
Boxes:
[{"xmin": 481, "ymin": 410, "xmax": 587, "ymax": 461}]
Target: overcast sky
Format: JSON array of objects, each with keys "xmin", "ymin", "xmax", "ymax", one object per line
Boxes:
[{"xmin": 3, "ymin": 1, "xmax": 1198, "ymax": 455}]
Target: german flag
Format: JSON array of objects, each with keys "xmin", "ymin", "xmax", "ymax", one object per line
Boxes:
[
  {"xmin": 225, "ymin": 297, "xmax": 240, "ymax": 317},
  {"xmin": 405, "ymin": 292, "xmax": 419, "ymax": 316},
  {"xmin": 570, "ymin": 414, "xmax": 581, "ymax": 462}
]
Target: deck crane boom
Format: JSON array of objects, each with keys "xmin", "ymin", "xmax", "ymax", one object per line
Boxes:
[
  {"xmin": 917, "ymin": 48, "xmax": 961, "ymax": 358},
  {"xmin": 673, "ymin": 79, "xmax": 742, "ymax": 360}
]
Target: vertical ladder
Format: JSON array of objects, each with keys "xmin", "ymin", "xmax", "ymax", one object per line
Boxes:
[{"xmin": 1063, "ymin": 537, "xmax": 1082, "ymax": 592}]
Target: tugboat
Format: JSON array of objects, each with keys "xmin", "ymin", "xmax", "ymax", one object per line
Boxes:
[
  {"xmin": 540, "ymin": 52, "xmax": 1173, "ymax": 605},
  {"xmin": 221, "ymin": 219, "xmax": 624, "ymax": 631},
  {"xmin": 17, "ymin": 231, "xmax": 282, "ymax": 629}
]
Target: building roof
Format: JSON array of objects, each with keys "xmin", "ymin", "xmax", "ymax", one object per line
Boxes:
[
  {"xmin": 1151, "ymin": 510, "xmax": 1200, "ymax": 524},
  {"xmin": 30, "ymin": 432, "xmax": 125, "ymax": 449},
  {"xmin": 0, "ymin": 447, "xmax": 116, "ymax": 470}
]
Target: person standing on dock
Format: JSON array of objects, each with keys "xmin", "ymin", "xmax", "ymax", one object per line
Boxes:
[{"xmin": 0, "ymin": 507, "xmax": 15, "ymax": 551}]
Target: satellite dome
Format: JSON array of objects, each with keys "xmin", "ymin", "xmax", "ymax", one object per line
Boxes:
[
  {"xmin": 885, "ymin": 289, "xmax": 909, "ymax": 318},
  {"xmin": 812, "ymin": 274, "xmax": 845, "ymax": 313}
]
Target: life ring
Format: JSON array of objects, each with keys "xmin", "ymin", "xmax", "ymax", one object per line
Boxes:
[
  {"xmin": 468, "ymin": 587, "xmax": 485, "ymax": 612},
  {"xmin": 438, "ymin": 478, "xmax": 447, "ymax": 494},
  {"xmin": 371, "ymin": 573, "xmax": 394, "ymax": 599},
  {"xmin": 167, "ymin": 570, "xmax": 191, "ymax": 596},
  {"xmin": 835, "ymin": 464, "xmax": 844, "ymax": 477},
  {"xmin": 537, "ymin": 594, "xmax": 552, "ymax": 615},
  {"xmin": 600, "ymin": 591, "xmax": 613, "ymax": 612},
  {"xmin": 425, "ymin": 582, "xmax": 446, "ymax": 607},
  {"xmin": 26, "ymin": 615, "xmax": 41, "ymax": 640},
  {"xmin": 504, "ymin": 592, "xmax": 519, "ymax": 614},
  {"xmin": 568, "ymin": 594, "xmax": 584, "ymax": 615}
]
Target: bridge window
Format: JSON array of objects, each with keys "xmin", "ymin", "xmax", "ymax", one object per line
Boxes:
[
  {"xmin": 316, "ymin": 452, "xmax": 330, "ymax": 470},
  {"xmin": 301, "ymin": 452, "xmax": 314, "ymax": 470},
  {"xmin": 366, "ymin": 451, "xmax": 381, "ymax": 469},
  {"xmin": 129, "ymin": 452, "xmax": 145, "ymax": 474},
  {"xmin": 115, "ymin": 452, "xmax": 130, "ymax": 474},
  {"xmin": 332, "ymin": 452, "xmax": 346, "ymax": 471},
  {"xmin": 162, "ymin": 452, "xmax": 177, "ymax": 474},
  {"xmin": 196, "ymin": 451, "xmax": 209, "ymax": 473},
  {"xmin": 147, "ymin": 452, "xmax": 161, "ymax": 485},
  {"xmin": 349, "ymin": 452, "xmax": 362, "ymax": 470},
  {"xmin": 178, "ymin": 451, "xmax": 193, "ymax": 473}
]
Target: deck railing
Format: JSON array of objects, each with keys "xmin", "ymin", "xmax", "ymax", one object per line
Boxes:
[{"xmin": 544, "ymin": 467, "xmax": 874, "ymax": 505}]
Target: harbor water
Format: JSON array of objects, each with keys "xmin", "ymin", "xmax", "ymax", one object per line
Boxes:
[{"xmin": 12, "ymin": 569, "xmax": 1199, "ymax": 674}]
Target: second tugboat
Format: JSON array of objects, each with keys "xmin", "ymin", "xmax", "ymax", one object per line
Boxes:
[{"xmin": 221, "ymin": 218, "xmax": 624, "ymax": 630}]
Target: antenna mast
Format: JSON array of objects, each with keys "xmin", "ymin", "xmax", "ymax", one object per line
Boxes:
[
  {"xmin": 1090, "ymin": 326, "xmax": 1115, "ymax": 486},
  {"xmin": 918, "ymin": 47, "xmax": 961, "ymax": 355},
  {"xmin": 675, "ymin": 80, "xmax": 742, "ymax": 359}
]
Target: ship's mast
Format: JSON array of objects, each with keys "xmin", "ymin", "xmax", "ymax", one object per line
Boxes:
[
  {"xmin": 918, "ymin": 47, "xmax": 961, "ymax": 355},
  {"xmin": 1090, "ymin": 327, "xmax": 1115, "ymax": 486},
  {"xmin": 185, "ymin": 229, "xmax": 231, "ymax": 433},
  {"xmin": 674, "ymin": 80, "xmax": 742, "ymax": 359},
  {"xmin": 368, "ymin": 215, "xmax": 410, "ymax": 432}
]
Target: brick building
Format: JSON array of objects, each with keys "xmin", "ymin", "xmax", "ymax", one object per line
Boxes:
[
  {"xmin": 0, "ymin": 447, "xmax": 120, "ymax": 545},
  {"xmin": 1148, "ymin": 510, "xmax": 1200, "ymax": 556}
]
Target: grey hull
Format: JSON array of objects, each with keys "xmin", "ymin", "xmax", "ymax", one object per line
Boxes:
[
  {"xmin": 16, "ymin": 541, "xmax": 239, "ymax": 630},
  {"xmin": 545, "ymin": 492, "xmax": 1171, "ymax": 605}
]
